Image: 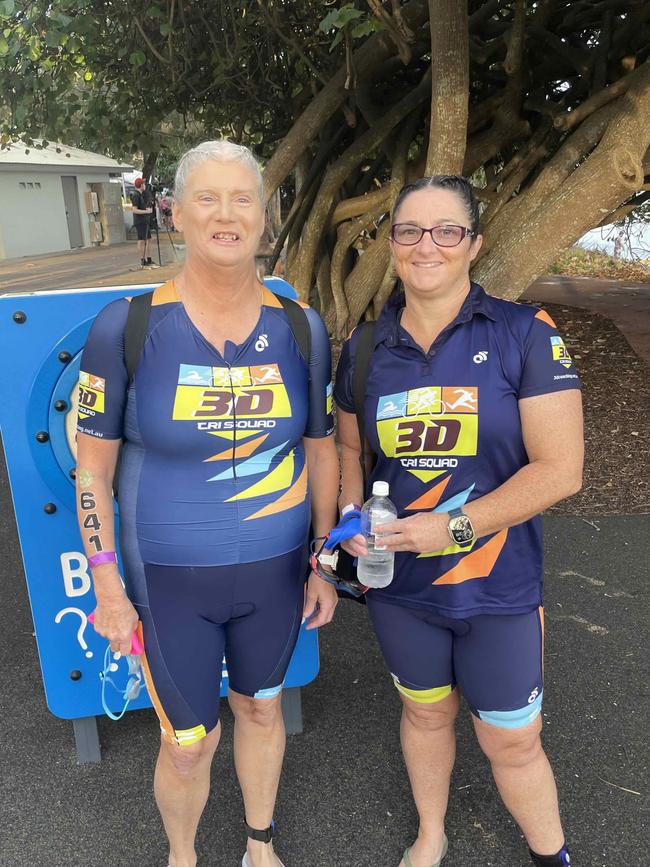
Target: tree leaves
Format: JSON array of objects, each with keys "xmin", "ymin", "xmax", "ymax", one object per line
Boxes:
[
  {"xmin": 129, "ymin": 50, "xmax": 146, "ymax": 67},
  {"xmin": 319, "ymin": 4, "xmax": 381, "ymax": 52},
  {"xmin": 319, "ymin": 5, "xmax": 364, "ymax": 33}
]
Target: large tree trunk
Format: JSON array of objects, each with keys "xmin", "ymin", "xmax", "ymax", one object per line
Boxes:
[
  {"xmin": 263, "ymin": 0, "xmax": 429, "ymax": 201},
  {"xmin": 264, "ymin": 3, "xmax": 650, "ymax": 333},
  {"xmin": 425, "ymin": 0, "xmax": 469, "ymax": 174},
  {"xmin": 288, "ymin": 71, "xmax": 431, "ymax": 299},
  {"xmin": 473, "ymin": 61, "xmax": 650, "ymax": 298}
]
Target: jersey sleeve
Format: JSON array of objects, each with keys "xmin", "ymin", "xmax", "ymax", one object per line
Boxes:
[
  {"xmin": 76, "ymin": 299, "xmax": 130, "ymax": 439},
  {"xmin": 518, "ymin": 308, "xmax": 582, "ymax": 399},
  {"xmin": 333, "ymin": 331, "xmax": 355, "ymax": 413},
  {"xmin": 303, "ymin": 306, "xmax": 335, "ymax": 437}
]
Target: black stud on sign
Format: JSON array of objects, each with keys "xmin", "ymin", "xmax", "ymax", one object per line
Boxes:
[
  {"xmin": 44, "ymin": 502, "xmax": 57, "ymax": 514},
  {"xmin": 54, "ymin": 400, "xmax": 68, "ymax": 412},
  {"xmin": 36, "ymin": 431, "xmax": 49, "ymax": 443},
  {"xmin": 12, "ymin": 311, "xmax": 27, "ymax": 324},
  {"xmin": 58, "ymin": 350, "xmax": 72, "ymax": 363},
  {"xmin": 70, "ymin": 670, "xmax": 82, "ymax": 681},
  {"xmin": 69, "ymin": 468, "xmax": 77, "ymax": 480}
]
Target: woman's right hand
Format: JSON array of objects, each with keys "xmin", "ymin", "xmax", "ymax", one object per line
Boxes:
[
  {"xmin": 92, "ymin": 593, "xmax": 139, "ymax": 656},
  {"xmin": 341, "ymin": 533, "xmax": 368, "ymax": 559}
]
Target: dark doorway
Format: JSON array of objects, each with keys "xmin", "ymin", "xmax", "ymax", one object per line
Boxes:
[{"xmin": 61, "ymin": 176, "xmax": 84, "ymax": 248}]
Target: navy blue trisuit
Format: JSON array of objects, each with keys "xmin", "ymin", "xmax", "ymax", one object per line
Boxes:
[
  {"xmin": 78, "ymin": 280, "xmax": 334, "ymax": 744},
  {"xmin": 335, "ymin": 283, "xmax": 581, "ymax": 727}
]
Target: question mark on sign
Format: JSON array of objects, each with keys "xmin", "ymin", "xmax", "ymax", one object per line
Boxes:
[{"xmin": 55, "ymin": 607, "xmax": 93, "ymax": 658}]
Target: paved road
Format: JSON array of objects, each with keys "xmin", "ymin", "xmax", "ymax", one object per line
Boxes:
[
  {"xmin": 0, "ymin": 238, "xmax": 182, "ymax": 295},
  {"xmin": 1, "ymin": 431, "xmax": 647, "ymax": 866}
]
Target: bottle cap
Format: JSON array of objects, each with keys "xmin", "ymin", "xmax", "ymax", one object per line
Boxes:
[{"xmin": 372, "ymin": 481, "xmax": 389, "ymax": 497}]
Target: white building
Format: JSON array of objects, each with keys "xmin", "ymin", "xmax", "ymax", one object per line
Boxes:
[{"xmin": 0, "ymin": 141, "xmax": 133, "ymax": 260}]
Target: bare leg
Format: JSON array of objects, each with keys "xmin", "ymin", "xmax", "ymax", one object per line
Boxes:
[
  {"xmin": 397, "ymin": 690, "xmax": 460, "ymax": 867},
  {"xmin": 154, "ymin": 722, "xmax": 221, "ymax": 867},
  {"xmin": 137, "ymin": 239, "xmax": 146, "ymax": 262},
  {"xmin": 229, "ymin": 689, "xmax": 286, "ymax": 867},
  {"xmin": 474, "ymin": 715, "xmax": 565, "ymax": 855}
]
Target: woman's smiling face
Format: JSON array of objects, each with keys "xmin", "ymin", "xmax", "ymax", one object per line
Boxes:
[
  {"xmin": 172, "ymin": 159, "xmax": 265, "ymax": 268},
  {"xmin": 390, "ymin": 187, "xmax": 482, "ymax": 296}
]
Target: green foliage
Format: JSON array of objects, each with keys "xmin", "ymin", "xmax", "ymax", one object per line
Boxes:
[
  {"xmin": 0, "ymin": 0, "xmax": 334, "ymax": 160},
  {"xmin": 319, "ymin": 4, "xmax": 382, "ymax": 51}
]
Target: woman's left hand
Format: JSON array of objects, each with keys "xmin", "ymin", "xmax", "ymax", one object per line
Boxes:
[
  {"xmin": 303, "ymin": 571, "xmax": 339, "ymax": 630},
  {"xmin": 376, "ymin": 512, "xmax": 451, "ymax": 555}
]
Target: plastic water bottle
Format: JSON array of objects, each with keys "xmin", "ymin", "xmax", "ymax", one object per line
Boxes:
[{"xmin": 357, "ymin": 481, "xmax": 398, "ymax": 588}]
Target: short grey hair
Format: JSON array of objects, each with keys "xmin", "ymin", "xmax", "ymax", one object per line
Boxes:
[{"xmin": 174, "ymin": 140, "xmax": 265, "ymax": 202}]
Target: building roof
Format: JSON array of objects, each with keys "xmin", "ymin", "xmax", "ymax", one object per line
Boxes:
[{"xmin": 0, "ymin": 140, "xmax": 133, "ymax": 172}]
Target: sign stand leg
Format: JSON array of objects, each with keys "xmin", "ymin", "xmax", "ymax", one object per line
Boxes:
[
  {"xmin": 281, "ymin": 686, "xmax": 303, "ymax": 734},
  {"xmin": 73, "ymin": 716, "xmax": 101, "ymax": 763}
]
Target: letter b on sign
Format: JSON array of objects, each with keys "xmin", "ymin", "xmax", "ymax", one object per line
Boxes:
[{"xmin": 61, "ymin": 552, "xmax": 91, "ymax": 598}]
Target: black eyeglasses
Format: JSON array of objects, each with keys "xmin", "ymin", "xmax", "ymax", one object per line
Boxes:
[{"xmin": 390, "ymin": 223, "xmax": 476, "ymax": 247}]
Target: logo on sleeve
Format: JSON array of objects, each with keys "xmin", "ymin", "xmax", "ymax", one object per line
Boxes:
[
  {"xmin": 326, "ymin": 382, "xmax": 333, "ymax": 416},
  {"xmin": 78, "ymin": 370, "xmax": 105, "ymax": 418},
  {"xmin": 550, "ymin": 335, "xmax": 573, "ymax": 368}
]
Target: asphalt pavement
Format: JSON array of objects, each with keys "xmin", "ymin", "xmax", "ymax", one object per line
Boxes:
[
  {"xmin": 0, "ymin": 237, "xmax": 182, "ymax": 296},
  {"xmin": 1, "ymin": 430, "xmax": 647, "ymax": 867}
]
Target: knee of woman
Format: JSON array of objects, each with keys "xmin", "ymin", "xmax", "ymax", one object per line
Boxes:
[
  {"xmin": 401, "ymin": 692, "xmax": 459, "ymax": 730},
  {"xmin": 476, "ymin": 718, "xmax": 543, "ymax": 767},
  {"xmin": 162, "ymin": 738, "xmax": 211, "ymax": 776},
  {"xmin": 230, "ymin": 693, "xmax": 283, "ymax": 728}
]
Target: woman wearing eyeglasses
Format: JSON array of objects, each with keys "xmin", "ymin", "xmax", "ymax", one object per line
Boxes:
[{"xmin": 334, "ymin": 176, "xmax": 583, "ymax": 867}]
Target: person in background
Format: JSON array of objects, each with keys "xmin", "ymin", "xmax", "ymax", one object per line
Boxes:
[
  {"xmin": 161, "ymin": 188, "xmax": 175, "ymax": 232},
  {"xmin": 130, "ymin": 176, "xmax": 158, "ymax": 269}
]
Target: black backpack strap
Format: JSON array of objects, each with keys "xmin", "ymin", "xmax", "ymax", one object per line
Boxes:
[
  {"xmin": 351, "ymin": 321, "xmax": 376, "ymax": 498},
  {"xmin": 275, "ymin": 293, "xmax": 311, "ymax": 372},
  {"xmin": 123, "ymin": 290, "xmax": 153, "ymax": 383},
  {"xmin": 114, "ymin": 290, "xmax": 153, "ymax": 499}
]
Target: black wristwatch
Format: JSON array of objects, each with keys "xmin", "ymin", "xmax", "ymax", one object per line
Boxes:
[{"xmin": 447, "ymin": 507, "xmax": 476, "ymax": 546}]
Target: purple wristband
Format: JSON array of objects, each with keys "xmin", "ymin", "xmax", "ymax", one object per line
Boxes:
[{"xmin": 88, "ymin": 551, "xmax": 117, "ymax": 568}]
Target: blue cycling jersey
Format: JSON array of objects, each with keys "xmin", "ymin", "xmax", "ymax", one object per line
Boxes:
[
  {"xmin": 78, "ymin": 281, "xmax": 333, "ymax": 585},
  {"xmin": 335, "ymin": 283, "xmax": 581, "ymax": 618}
]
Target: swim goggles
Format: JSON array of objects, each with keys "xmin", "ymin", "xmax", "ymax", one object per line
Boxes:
[
  {"xmin": 87, "ymin": 611, "xmax": 145, "ymax": 721},
  {"xmin": 98, "ymin": 645, "xmax": 144, "ymax": 721},
  {"xmin": 309, "ymin": 509, "xmax": 368, "ymax": 599}
]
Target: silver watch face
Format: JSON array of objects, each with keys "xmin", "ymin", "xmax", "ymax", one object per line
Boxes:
[{"xmin": 449, "ymin": 515, "xmax": 474, "ymax": 544}]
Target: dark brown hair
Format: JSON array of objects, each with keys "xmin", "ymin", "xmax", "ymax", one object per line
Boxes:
[{"xmin": 392, "ymin": 175, "xmax": 480, "ymax": 234}]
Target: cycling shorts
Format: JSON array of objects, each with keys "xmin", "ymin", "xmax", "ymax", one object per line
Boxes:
[
  {"xmin": 135, "ymin": 546, "xmax": 306, "ymax": 746},
  {"xmin": 367, "ymin": 597, "xmax": 544, "ymax": 729}
]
